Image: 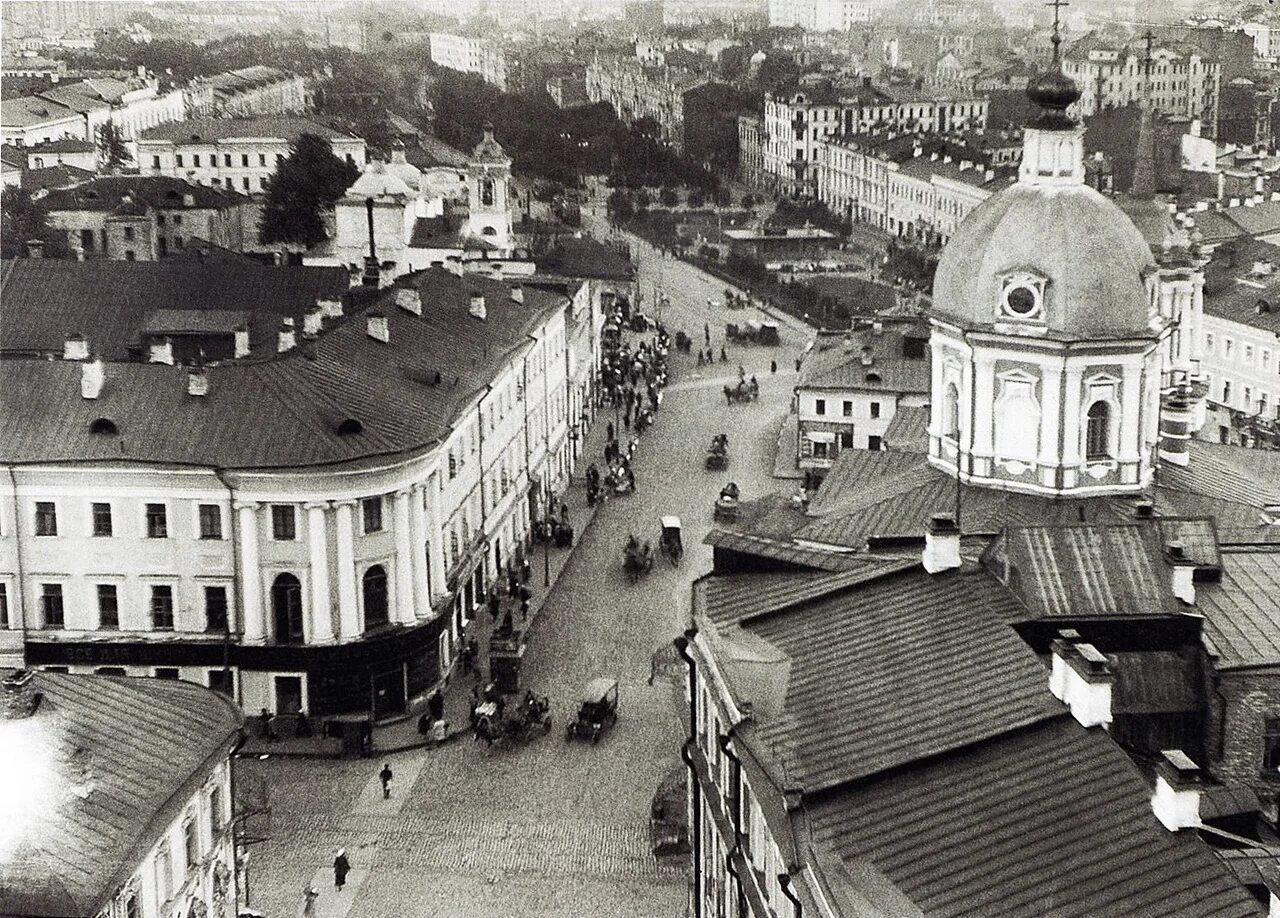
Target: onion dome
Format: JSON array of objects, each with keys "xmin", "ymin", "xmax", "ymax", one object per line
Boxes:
[{"xmin": 1026, "ymin": 68, "xmax": 1081, "ymax": 129}]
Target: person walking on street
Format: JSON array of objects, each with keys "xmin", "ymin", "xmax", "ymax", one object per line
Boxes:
[
  {"xmin": 704, "ymin": 322, "xmax": 711, "ymax": 345},
  {"xmin": 380, "ymin": 763, "xmax": 393, "ymax": 799},
  {"xmin": 428, "ymin": 689, "xmax": 445, "ymax": 723},
  {"xmin": 771, "ymin": 359, "xmax": 777, "ymax": 374},
  {"xmin": 334, "ymin": 850, "xmax": 351, "ymax": 890},
  {"xmin": 607, "ymin": 421, "xmax": 615, "ymax": 442},
  {"xmin": 720, "ymin": 346, "xmax": 728, "ymax": 362},
  {"xmin": 302, "ymin": 886, "xmax": 320, "ymax": 918}
]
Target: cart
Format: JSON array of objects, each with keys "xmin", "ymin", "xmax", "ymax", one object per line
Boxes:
[
  {"xmin": 566, "ymin": 677, "xmax": 619, "ymax": 744},
  {"xmin": 758, "ymin": 322, "xmax": 780, "ymax": 345},
  {"xmin": 714, "ymin": 482, "xmax": 741, "ymax": 523},
  {"xmin": 660, "ymin": 516, "xmax": 683, "ymax": 566},
  {"xmin": 705, "ymin": 433, "xmax": 729, "ymax": 470}
]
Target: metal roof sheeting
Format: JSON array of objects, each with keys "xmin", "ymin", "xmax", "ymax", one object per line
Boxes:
[{"xmin": 1199, "ymin": 547, "xmax": 1280, "ymax": 669}]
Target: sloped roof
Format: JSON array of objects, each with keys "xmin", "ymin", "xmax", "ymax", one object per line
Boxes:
[
  {"xmin": 882, "ymin": 403, "xmax": 929, "ymax": 452},
  {"xmin": 139, "ymin": 116, "xmax": 354, "ymax": 145},
  {"xmin": 698, "ymin": 560, "xmax": 915, "ymax": 627},
  {"xmin": 21, "ymin": 163, "xmax": 94, "ymax": 193},
  {"xmin": 809, "ymin": 716, "xmax": 1261, "ymax": 918},
  {"xmin": 0, "ymin": 670, "xmax": 242, "ymax": 918},
  {"xmin": 1199, "ymin": 547, "xmax": 1280, "ymax": 669},
  {"xmin": 408, "ymin": 134, "xmax": 469, "ymax": 170},
  {"xmin": 41, "ymin": 176, "xmax": 246, "ymax": 213},
  {"xmin": 409, "ymin": 214, "xmax": 467, "ymax": 249},
  {"xmin": 0, "ymin": 95, "xmax": 80, "ymax": 127},
  {"xmin": 27, "ymin": 137, "xmax": 95, "ymax": 154}
]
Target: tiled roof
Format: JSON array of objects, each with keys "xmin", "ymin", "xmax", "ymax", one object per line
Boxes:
[
  {"xmin": 698, "ymin": 560, "xmax": 915, "ymax": 626},
  {"xmin": 0, "ymin": 269, "xmax": 567, "ymax": 469},
  {"xmin": 1201, "ymin": 237, "xmax": 1280, "ymax": 334},
  {"xmin": 986, "ymin": 523, "xmax": 1181, "ymax": 619},
  {"xmin": 0, "ymin": 95, "xmax": 80, "ymax": 127},
  {"xmin": 797, "ymin": 324, "xmax": 929, "ymax": 393},
  {"xmin": 139, "ymin": 116, "xmax": 354, "ymax": 144},
  {"xmin": 809, "ymin": 716, "xmax": 1261, "ymax": 918},
  {"xmin": 1109, "ymin": 649, "xmax": 1202, "ymax": 713},
  {"xmin": 738, "ymin": 563, "xmax": 1056, "ymax": 791},
  {"xmin": 1199, "ymin": 547, "xmax": 1280, "ymax": 669},
  {"xmin": 882, "ymin": 404, "xmax": 929, "ymax": 452},
  {"xmin": 37, "ymin": 79, "xmax": 129, "ymax": 112},
  {"xmin": 1188, "ymin": 209, "xmax": 1247, "ymax": 245},
  {"xmin": 1221, "ymin": 202, "xmax": 1280, "ymax": 238},
  {"xmin": 0, "ymin": 145, "xmax": 24, "ymax": 168},
  {"xmin": 1154, "ymin": 516, "xmax": 1222, "ymax": 572},
  {"xmin": 0, "ymin": 258, "xmax": 348, "ymax": 360},
  {"xmin": 41, "ymin": 176, "xmax": 247, "ymax": 213},
  {"xmin": 0, "ymin": 670, "xmax": 242, "ymax": 918},
  {"xmin": 21, "ymin": 163, "xmax": 94, "ymax": 193}
]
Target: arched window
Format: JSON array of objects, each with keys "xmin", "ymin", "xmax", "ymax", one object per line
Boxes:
[
  {"xmin": 1086, "ymin": 401, "xmax": 1112, "ymax": 460},
  {"xmin": 362, "ymin": 565, "xmax": 389, "ymax": 629},
  {"xmin": 481, "ymin": 225, "xmax": 497, "ymax": 236},
  {"xmin": 270, "ymin": 573, "xmax": 303, "ymax": 645},
  {"xmin": 480, "ymin": 178, "xmax": 495, "ymax": 207},
  {"xmin": 943, "ymin": 382, "xmax": 960, "ymax": 439}
]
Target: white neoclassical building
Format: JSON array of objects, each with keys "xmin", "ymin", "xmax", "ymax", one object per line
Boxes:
[{"xmin": 0, "ymin": 268, "xmax": 604, "ymax": 720}]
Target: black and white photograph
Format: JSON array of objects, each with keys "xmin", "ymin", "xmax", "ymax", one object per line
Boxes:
[{"xmin": 2, "ymin": 0, "xmax": 1280, "ymax": 915}]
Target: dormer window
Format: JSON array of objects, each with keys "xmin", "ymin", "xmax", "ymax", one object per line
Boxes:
[{"xmin": 88, "ymin": 418, "xmax": 118, "ymax": 435}]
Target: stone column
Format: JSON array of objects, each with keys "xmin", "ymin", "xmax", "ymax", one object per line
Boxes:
[
  {"xmin": 971, "ymin": 356, "xmax": 996, "ymax": 459},
  {"xmin": 235, "ymin": 502, "xmax": 264, "ymax": 644},
  {"xmin": 1061, "ymin": 367, "xmax": 1084, "ymax": 466},
  {"xmin": 333, "ymin": 500, "xmax": 360, "ymax": 641},
  {"xmin": 1036, "ymin": 363, "xmax": 1062, "ymax": 468},
  {"xmin": 410, "ymin": 485, "xmax": 432, "ymax": 618},
  {"xmin": 424, "ymin": 476, "xmax": 447, "ymax": 607},
  {"xmin": 1119, "ymin": 363, "xmax": 1143, "ymax": 463},
  {"xmin": 306, "ymin": 503, "xmax": 335, "ymax": 644},
  {"xmin": 393, "ymin": 489, "xmax": 417, "ymax": 625}
]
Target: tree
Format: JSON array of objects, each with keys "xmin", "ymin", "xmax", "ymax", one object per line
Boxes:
[
  {"xmin": 259, "ymin": 134, "xmax": 359, "ymax": 248},
  {"xmin": 659, "ymin": 187, "xmax": 679, "ymax": 207},
  {"xmin": 606, "ymin": 189, "xmax": 634, "ymax": 223},
  {"xmin": 97, "ymin": 121, "xmax": 132, "ymax": 172},
  {"xmin": 1, "ymin": 187, "xmax": 70, "ymax": 259}
]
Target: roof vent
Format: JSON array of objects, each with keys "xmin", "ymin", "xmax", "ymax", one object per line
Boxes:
[
  {"xmin": 148, "ymin": 338, "xmax": 174, "ymax": 365},
  {"xmin": 1165, "ymin": 541, "xmax": 1196, "ymax": 605},
  {"xmin": 318, "ymin": 297, "xmax": 343, "ymax": 319},
  {"xmin": 367, "ymin": 312, "xmax": 389, "ymax": 343},
  {"xmin": 63, "ymin": 334, "xmax": 89, "ymax": 361},
  {"xmin": 88, "ymin": 417, "xmax": 118, "ymax": 435},
  {"xmin": 1134, "ymin": 501, "xmax": 1155, "ymax": 519},
  {"xmin": 187, "ymin": 368, "xmax": 209, "ymax": 397},
  {"xmin": 865, "ymin": 371, "xmax": 882, "ymax": 383},
  {"xmin": 81, "ymin": 360, "xmax": 105, "ymax": 399},
  {"xmin": 1252, "ymin": 260, "xmax": 1273, "ymax": 276},
  {"xmin": 922, "ymin": 514, "xmax": 960, "ymax": 574},
  {"xmin": 469, "ymin": 292, "xmax": 487, "ymax": 320},
  {"xmin": 182, "ymin": 193, "xmax": 195, "ymax": 207},
  {"xmin": 337, "ymin": 417, "xmax": 364, "ymax": 436},
  {"xmin": 859, "ymin": 345, "xmax": 873, "ymax": 367},
  {"xmin": 396, "ymin": 286, "xmax": 422, "ymax": 315},
  {"xmin": 277, "ymin": 322, "xmax": 297, "ymax": 353},
  {"xmin": 510, "ymin": 284, "xmax": 524, "ymax": 304}
]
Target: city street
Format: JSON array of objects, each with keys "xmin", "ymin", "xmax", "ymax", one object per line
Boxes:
[{"xmin": 237, "ymin": 226, "xmax": 813, "ymax": 918}]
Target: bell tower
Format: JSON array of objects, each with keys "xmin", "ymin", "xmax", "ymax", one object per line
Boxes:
[{"xmin": 464, "ymin": 121, "xmax": 513, "ymax": 253}]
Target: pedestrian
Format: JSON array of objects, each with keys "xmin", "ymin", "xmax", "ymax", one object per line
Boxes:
[
  {"xmin": 487, "ymin": 588, "xmax": 500, "ymax": 619},
  {"xmin": 720, "ymin": 346, "xmax": 728, "ymax": 362},
  {"xmin": 795, "ymin": 357, "xmax": 802, "ymax": 372},
  {"xmin": 428, "ymin": 688, "xmax": 445, "ymax": 723},
  {"xmin": 507, "ymin": 567, "xmax": 519, "ymax": 598},
  {"xmin": 607, "ymin": 421, "xmax": 615, "ymax": 442},
  {"xmin": 461, "ymin": 639, "xmax": 473, "ymax": 675},
  {"xmin": 334, "ymin": 850, "xmax": 351, "ymax": 890},
  {"xmin": 561, "ymin": 502, "xmax": 569, "ymax": 522},
  {"xmin": 738, "ymin": 364, "xmax": 745, "ymax": 381},
  {"xmin": 704, "ymin": 322, "xmax": 710, "ymax": 345},
  {"xmin": 379, "ymin": 762, "xmax": 393, "ymax": 799},
  {"xmin": 520, "ymin": 557, "xmax": 532, "ymax": 583},
  {"xmin": 623, "ymin": 411, "xmax": 631, "ymax": 431},
  {"xmin": 258, "ymin": 707, "xmax": 274, "ymax": 740},
  {"xmin": 521, "ymin": 596, "xmax": 530, "ymax": 622},
  {"xmin": 519, "ymin": 582, "xmax": 532, "ymax": 606},
  {"xmin": 771, "ymin": 359, "xmax": 777, "ymax": 374},
  {"xmin": 303, "ymin": 886, "xmax": 320, "ymax": 918}
]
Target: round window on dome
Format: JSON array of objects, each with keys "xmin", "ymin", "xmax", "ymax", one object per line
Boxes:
[{"xmin": 1002, "ymin": 283, "xmax": 1041, "ymax": 319}]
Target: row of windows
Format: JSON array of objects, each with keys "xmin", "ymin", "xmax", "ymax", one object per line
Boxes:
[
  {"xmin": 1205, "ymin": 332, "xmax": 1278, "ymax": 374},
  {"xmin": 22, "ymin": 581, "xmax": 226, "ymax": 631},
  {"xmin": 27, "ymin": 497, "xmax": 384, "ymax": 540},
  {"xmin": 814, "ymin": 398, "xmax": 882, "ymax": 418},
  {"xmin": 155, "ymin": 151, "xmax": 284, "ymax": 170}
]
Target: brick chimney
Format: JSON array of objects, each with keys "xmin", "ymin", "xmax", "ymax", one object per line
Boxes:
[
  {"xmin": 233, "ymin": 325, "xmax": 251, "ymax": 358},
  {"xmin": 396, "ymin": 286, "xmax": 422, "ymax": 315},
  {"xmin": 922, "ymin": 514, "xmax": 960, "ymax": 574},
  {"xmin": 63, "ymin": 334, "xmax": 89, "ymax": 361},
  {"xmin": 1, "ymin": 669, "xmax": 41, "ymax": 720},
  {"xmin": 187, "ymin": 367, "xmax": 209, "ymax": 397},
  {"xmin": 318, "ymin": 297, "xmax": 343, "ymax": 319},
  {"xmin": 1049, "ymin": 633, "xmax": 1113, "ymax": 729},
  {"xmin": 81, "ymin": 359, "xmax": 105, "ymax": 399},
  {"xmin": 277, "ymin": 320, "xmax": 296, "ymax": 352},
  {"xmin": 367, "ymin": 312, "xmax": 389, "ymax": 342},
  {"xmin": 148, "ymin": 337, "xmax": 174, "ymax": 365},
  {"xmin": 26, "ymin": 239, "xmax": 43, "ymax": 259},
  {"xmin": 1151, "ymin": 750, "xmax": 1203, "ymax": 831},
  {"xmin": 469, "ymin": 292, "xmax": 487, "ymax": 320},
  {"xmin": 302, "ymin": 306, "xmax": 324, "ymax": 337},
  {"xmin": 1165, "ymin": 541, "xmax": 1196, "ymax": 605}
]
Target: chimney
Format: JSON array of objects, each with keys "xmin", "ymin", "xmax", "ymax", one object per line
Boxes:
[
  {"xmin": 1, "ymin": 670, "xmax": 40, "ymax": 720},
  {"xmin": 1151, "ymin": 750, "xmax": 1203, "ymax": 832},
  {"xmin": 396, "ymin": 286, "xmax": 422, "ymax": 315},
  {"xmin": 303, "ymin": 306, "xmax": 324, "ymax": 336},
  {"xmin": 510, "ymin": 284, "xmax": 524, "ymax": 304},
  {"xmin": 148, "ymin": 338, "xmax": 174, "ymax": 365},
  {"xmin": 182, "ymin": 193, "xmax": 195, "ymax": 207},
  {"xmin": 859, "ymin": 345, "xmax": 873, "ymax": 366},
  {"xmin": 367, "ymin": 312, "xmax": 389, "ymax": 343},
  {"xmin": 922, "ymin": 514, "xmax": 961, "ymax": 574},
  {"xmin": 1158, "ymin": 389, "xmax": 1192, "ymax": 467},
  {"xmin": 277, "ymin": 321, "xmax": 296, "ymax": 352},
  {"xmin": 469, "ymin": 292, "xmax": 487, "ymax": 320},
  {"xmin": 362, "ymin": 197, "xmax": 379, "ymax": 288},
  {"xmin": 81, "ymin": 359, "xmax": 105, "ymax": 399},
  {"xmin": 63, "ymin": 334, "xmax": 89, "ymax": 361},
  {"xmin": 233, "ymin": 325, "xmax": 251, "ymax": 358},
  {"xmin": 1165, "ymin": 541, "xmax": 1196, "ymax": 605},
  {"xmin": 26, "ymin": 239, "xmax": 44, "ymax": 259},
  {"xmin": 871, "ymin": 319, "xmax": 883, "ymax": 335},
  {"xmin": 1049, "ymin": 634, "xmax": 1113, "ymax": 729},
  {"xmin": 318, "ymin": 297, "xmax": 343, "ymax": 319},
  {"xmin": 959, "ymin": 159, "xmax": 971, "ymax": 171},
  {"xmin": 942, "ymin": 154, "xmax": 952, "ymax": 164},
  {"xmin": 187, "ymin": 367, "xmax": 209, "ymax": 397},
  {"xmin": 273, "ymin": 251, "xmax": 284, "ymax": 267},
  {"xmin": 985, "ymin": 168, "xmax": 995, "ymax": 182}
]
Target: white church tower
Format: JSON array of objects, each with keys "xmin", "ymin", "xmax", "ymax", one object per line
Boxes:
[{"xmin": 463, "ymin": 121, "xmax": 513, "ymax": 253}]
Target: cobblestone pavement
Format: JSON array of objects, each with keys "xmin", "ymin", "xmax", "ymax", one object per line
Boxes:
[{"xmin": 238, "ymin": 226, "xmax": 813, "ymax": 918}]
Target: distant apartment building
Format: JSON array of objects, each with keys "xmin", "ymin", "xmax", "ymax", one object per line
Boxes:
[
  {"xmin": 1062, "ymin": 34, "xmax": 1221, "ymax": 136},
  {"xmin": 198, "ymin": 66, "xmax": 308, "ymax": 118},
  {"xmin": 585, "ymin": 54, "xmax": 709, "ymax": 152},
  {"xmin": 767, "ymin": 0, "xmax": 872, "ymax": 31},
  {"xmin": 429, "ymin": 33, "xmax": 508, "ymax": 91},
  {"xmin": 1218, "ymin": 77, "xmax": 1275, "ymax": 149},
  {"xmin": 762, "ymin": 84, "xmax": 988, "ymax": 196},
  {"xmin": 36, "ymin": 76, "xmax": 187, "ymax": 142},
  {"xmin": 137, "ymin": 117, "xmax": 366, "ymax": 194}
]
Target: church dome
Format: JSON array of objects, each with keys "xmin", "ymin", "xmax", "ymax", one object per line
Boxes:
[
  {"xmin": 932, "ymin": 181, "xmax": 1156, "ymax": 339},
  {"xmin": 344, "ymin": 162, "xmax": 413, "ymax": 201}
]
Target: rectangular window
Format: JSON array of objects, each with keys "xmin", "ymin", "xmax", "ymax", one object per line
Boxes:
[
  {"xmin": 35, "ymin": 501, "xmax": 57, "ymax": 536},
  {"xmin": 123, "ymin": 226, "xmax": 135, "ymax": 241},
  {"xmin": 842, "ymin": 400, "xmax": 853, "ymax": 417},
  {"xmin": 150, "ymin": 585, "xmax": 174, "ymax": 629},
  {"xmin": 1224, "ymin": 381, "xmax": 1233, "ymax": 404},
  {"xmin": 175, "ymin": 153, "xmax": 183, "ymax": 167},
  {"xmin": 868, "ymin": 434, "xmax": 883, "ymax": 450},
  {"xmin": 815, "ymin": 398, "xmax": 826, "ymax": 416},
  {"xmin": 146, "ymin": 503, "xmax": 168, "ymax": 538},
  {"xmin": 259, "ymin": 153, "xmax": 267, "ymax": 166},
  {"xmin": 243, "ymin": 177, "xmax": 250, "ymax": 190},
  {"xmin": 91, "ymin": 502, "xmax": 113, "ymax": 536},
  {"xmin": 363, "ymin": 497, "xmax": 383, "ymax": 533},
  {"xmin": 198, "ymin": 504, "xmax": 222, "ymax": 539},
  {"xmin": 193, "ymin": 153, "xmax": 201, "ymax": 167},
  {"xmin": 271, "ymin": 505, "xmax": 296, "ymax": 540},
  {"xmin": 173, "ymin": 214, "xmax": 182, "ymax": 226},
  {"xmin": 41, "ymin": 584, "xmax": 64, "ymax": 628},
  {"xmin": 154, "ymin": 666, "xmax": 179, "ymax": 680},
  {"xmin": 152, "ymin": 155, "xmax": 161, "ymax": 169},
  {"xmin": 1265, "ymin": 718, "xmax": 1280, "ymax": 771},
  {"xmin": 157, "ymin": 213, "xmax": 167, "ymax": 226},
  {"xmin": 870, "ymin": 401, "xmax": 881, "ymax": 419},
  {"xmin": 184, "ymin": 817, "xmax": 199, "ymax": 867},
  {"xmin": 241, "ymin": 154, "xmax": 249, "ymax": 167},
  {"xmin": 205, "ymin": 585, "xmax": 228, "ymax": 632},
  {"xmin": 97, "ymin": 584, "xmax": 119, "ymax": 629},
  {"xmin": 210, "ymin": 786, "xmax": 224, "ymax": 832},
  {"xmin": 224, "ymin": 153, "xmax": 231, "ymax": 167},
  {"xmin": 0, "ymin": 583, "xmax": 8, "ymax": 629},
  {"xmin": 208, "ymin": 669, "xmax": 233, "ymax": 698}
]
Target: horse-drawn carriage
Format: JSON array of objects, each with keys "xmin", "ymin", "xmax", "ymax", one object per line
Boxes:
[
  {"xmin": 723, "ymin": 378, "xmax": 759, "ymax": 404},
  {"xmin": 725, "ymin": 320, "xmax": 781, "ymax": 346},
  {"xmin": 674, "ymin": 330, "xmax": 692, "ymax": 354},
  {"xmin": 705, "ymin": 434, "xmax": 729, "ymax": 470},
  {"xmin": 624, "ymin": 535, "xmax": 654, "ymax": 583},
  {"xmin": 660, "ymin": 517, "xmax": 683, "ymax": 566},
  {"xmin": 473, "ymin": 691, "xmax": 552, "ymax": 747},
  {"xmin": 714, "ymin": 482, "xmax": 741, "ymax": 522},
  {"xmin": 566, "ymin": 678, "xmax": 619, "ymax": 745}
]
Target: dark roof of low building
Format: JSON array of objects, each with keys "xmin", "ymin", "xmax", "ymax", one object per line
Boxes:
[
  {"xmin": 0, "ymin": 258, "xmax": 349, "ymax": 361},
  {"xmin": 27, "ymin": 137, "xmax": 96, "ymax": 154},
  {"xmin": 536, "ymin": 235, "xmax": 636, "ymax": 282},
  {"xmin": 138, "ymin": 115, "xmax": 355, "ymax": 145},
  {"xmin": 1198, "ymin": 546, "xmax": 1280, "ymax": 669},
  {"xmin": 0, "ymin": 145, "xmax": 25, "ymax": 168},
  {"xmin": 1201, "ymin": 237, "xmax": 1280, "ymax": 334},
  {"xmin": 698, "ymin": 560, "xmax": 915, "ymax": 627},
  {"xmin": 41, "ymin": 176, "xmax": 247, "ymax": 213},
  {"xmin": 21, "ymin": 163, "xmax": 94, "ymax": 193},
  {"xmin": 0, "ymin": 269, "xmax": 567, "ymax": 469},
  {"xmin": 881, "ymin": 404, "xmax": 929, "ymax": 452},
  {"xmin": 809, "ymin": 716, "xmax": 1262, "ymax": 918},
  {"xmin": 406, "ymin": 134, "xmax": 469, "ymax": 170},
  {"xmin": 0, "ymin": 670, "xmax": 242, "ymax": 918},
  {"xmin": 408, "ymin": 214, "xmax": 468, "ymax": 249},
  {"xmin": 0, "ymin": 95, "xmax": 80, "ymax": 127},
  {"xmin": 796, "ymin": 326, "xmax": 929, "ymax": 394}
]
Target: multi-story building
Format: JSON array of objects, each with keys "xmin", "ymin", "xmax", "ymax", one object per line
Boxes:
[
  {"xmin": 763, "ymin": 84, "xmax": 988, "ymax": 196},
  {"xmin": 1218, "ymin": 77, "xmax": 1275, "ymax": 150},
  {"xmin": 2, "ymin": 667, "xmax": 244, "ymax": 918},
  {"xmin": 0, "ymin": 95, "xmax": 85, "ymax": 148},
  {"xmin": 23, "ymin": 137, "xmax": 98, "ymax": 172},
  {"xmin": 767, "ymin": 0, "xmax": 872, "ymax": 31},
  {"xmin": 585, "ymin": 54, "xmax": 709, "ymax": 152},
  {"xmin": 0, "ymin": 267, "xmax": 606, "ymax": 721},
  {"xmin": 1062, "ymin": 34, "xmax": 1222, "ymax": 136},
  {"xmin": 737, "ymin": 114, "xmax": 765, "ymax": 188},
  {"xmin": 795, "ymin": 319, "xmax": 930, "ymax": 465},
  {"xmin": 429, "ymin": 33, "xmax": 509, "ymax": 91},
  {"xmin": 37, "ymin": 77, "xmax": 187, "ymax": 143},
  {"xmin": 200, "ymin": 67, "xmax": 308, "ymax": 118},
  {"xmin": 136, "ymin": 117, "xmax": 366, "ymax": 195},
  {"xmin": 41, "ymin": 176, "xmax": 252, "ymax": 260}
]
